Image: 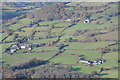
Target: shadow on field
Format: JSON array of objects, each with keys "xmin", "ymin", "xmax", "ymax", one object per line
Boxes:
[
  {"xmin": 73, "ymin": 68, "xmax": 81, "ymax": 71},
  {"xmin": 100, "ymin": 73, "xmax": 109, "ymax": 76}
]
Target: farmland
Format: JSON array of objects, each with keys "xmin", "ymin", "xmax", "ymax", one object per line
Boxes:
[{"xmin": 1, "ymin": 2, "xmax": 119, "ymax": 78}]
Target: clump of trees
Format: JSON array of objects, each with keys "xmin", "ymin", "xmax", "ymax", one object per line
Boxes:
[
  {"xmin": 10, "ymin": 58, "xmax": 48, "ymax": 70},
  {"xmin": 91, "ymin": 70, "xmax": 98, "ymax": 76},
  {"xmin": 98, "ymin": 48, "xmax": 107, "ymax": 59},
  {"xmin": 65, "ymin": 37, "xmax": 78, "ymax": 42},
  {"xmin": 2, "ymin": 27, "xmax": 13, "ymax": 35},
  {"xmin": 58, "ymin": 43, "xmax": 67, "ymax": 50},
  {"xmin": 26, "ymin": 3, "xmax": 75, "ymax": 21},
  {"xmin": 2, "ymin": 64, "xmax": 100, "ymax": 78}
]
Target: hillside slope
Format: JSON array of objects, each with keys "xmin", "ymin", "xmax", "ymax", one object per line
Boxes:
[{"xmin": 1, "ymin": 2, "xmax": 119, "ymax": 78}]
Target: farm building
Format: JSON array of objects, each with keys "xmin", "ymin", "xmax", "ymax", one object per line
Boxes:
[
  {"xmin": 79, "ymin": 59, "xmax": 106, "ymax": 65},
  {"xmin": 12, "ymin": 44, "xmax": 20, "ymax": 49},
  {"xmin": 32, "ymin": 43, "xmax": 45, "ymax": 47},
  {"xmin": 28, "ymin": 47, "xmax": 32, "ymax": 51},
  {"xmin": 10, "ymin": 44, "xmax": 20, "ymax": 53},
  {"xmin": 84, "ymin": 19, "xmax": 90, "ymax": 23},
  {"xmin": 93, "ymin": 59, "xmax": 106, "ymax": 65},
  {"xmin": 20, "ymin": 45, "xmax": 26, "ymax": 49},
  {"xmin": 66, "ymin": 19, "xmax": 73, "ymax": 22},
  {"xmin": 79, "ymin": 60, "xmax": 92, "ymax": 64},
  {"xmin": 10, "ymin": 47, "xmax": 17, "ymax": 53}
]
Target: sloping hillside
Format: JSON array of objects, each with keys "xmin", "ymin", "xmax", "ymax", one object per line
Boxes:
[
  {"xmin": 2, "ymin": 2, "xmax": 54, "ymax": 20},
  {"xmin": 1, "ymin": 2, "xmax": 119, "ymax": 78},
  {"xmin": 24, "ymin": 2, "xmax": 119, "ymax": 22}
]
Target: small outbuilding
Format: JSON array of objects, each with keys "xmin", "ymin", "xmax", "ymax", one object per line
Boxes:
[
  {"xmin": 28, "ymin": 47, "xmax": 32, "ymax": 51},
  {"xmin": 79, "ymin": 60, "xmax": 92, "ymax": 64},
  {"xmin": 84, "ymin": 19, "xmax": 90, "ymax": 23},
  {"xmin": 66, "ymin": 19, "xmax": 72, "ymax": 22},
  {"xmin": 10, "ymin": 47, "xmax": 17, "ymax": 53},
  {"xmin": 20, "ymin": 46, "xmax": 26, "ymax": 49}
]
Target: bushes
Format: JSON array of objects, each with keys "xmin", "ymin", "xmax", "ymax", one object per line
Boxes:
[
  {"xmin": 90, "ymin": 70, "xmax": 98, "ymax": 76},
  {"xmin": 31, "ymin": 65, "xmax": 100, "ymax": 78},
  {"xmin": 58, "ymin": 43, "xmax": 68, "ymax": 50},
  {"xmin": 66, "ymin": 37, "xmax": 78, "ymax": 42},
  {"xmin": 58, "ymin": 44, "xmax": 65, "ymax": 50},
  {"xmin": 3, "ymin": 61, "xmax": 100, "ymax": 78}
]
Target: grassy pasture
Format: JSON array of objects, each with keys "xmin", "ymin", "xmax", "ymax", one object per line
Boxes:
[
  {"xmin": 110, "ymin": 16, "xmax": 118, "ymax": 23},
  {"xmin": 51, "ymin": 28, "xmax": 64, "ymax": 33},
  {"xmin": 4, "ymin": 35, "xmax": 14, "ymax": 42},
  {"xmin": 54, "ymin": 22, "xmax": 72, "ymax": 28},
  {"xmin": 19, "ymin": 18, "xmax": 33, "ymax": 25},
  {"xmin": 28, "ymin": 37, "xmax": 58, "ymax": 43},
  {"xmin": 14, "ymin": 27, "xmax": 35, "ymax": 37},
  {"xmin": 100, "ymin": 70, "xmax": 118, "ymax": 78},
  {"xmin": 34, "ymin": 32, "xmax": 48, "ymax": 39},
  {"xmin": 59, "ymin": 35, "xmax": 85, "ymax": 42},
  {"xmin": 65, "ymin": 7, "xmax": 73, "ymax": 10},
  {"xmin": 22, "ymin": 27, "xmax": 35, "ymax": 31},
  {"xmin": 2, "ymin": 51, "xmax": 57, "ymax": 65},
  {"xmin": 9, "ymin": 18, "xmax": 33, "ymax": 31},
  {"xmin": 1, "ymin": 33, "xmax": 8, "ymax": 40},
  {"xmin": 65, "ymin": 42, "xmax": 113, "ymax": 50},
  {"xmin": 35, "ymin": 27, "xmax": 50, "ymax": 31},
  {"xmin": 50, "ymin": 54, "xmax": 79, "ymax": 64},
  {"xmin": 2, "ymin": 55, "xmax": 25, "ymax": 65},
  {"xmin": 66, "ymin": 3, "xmax": 78, "ymax": 6},
  {"xmin": 15, "ymin": 31, "xmax": 32, "ymax": 37},
  {"xmin": 95, "ymin": 31, "xmax": 118, "ymax": 40},
  {"xmin": 9, "ymin": 23, "xmax": 23, "ymax": 31},
  {"xmin": 39, "ymin": 20, "xmax": 60, "ymax": 25},
  {"xmin": 63, "ymin": 50, "xmax": 100, "ymax": 60},
  {"xmin": 63, "ymin": 22, "xmax": 98, "ymax": 35},
  {"xmin": 32, "ymin": 46, "xmax": 58, "ymax": 52}
]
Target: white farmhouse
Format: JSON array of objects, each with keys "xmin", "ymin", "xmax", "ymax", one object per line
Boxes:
[
  {"xmin": 12, "ymin": 44, "xmax": 19, "ymax": 49},
  {"xmin": 79, "ymin": 60, "xmax": 91, "ymax": 64},
  {"xmin": 84, "ymin": 19, "xmax": 90, "ymax": 23},
  {"xmin": 28, "ymin": 47, "xmax": 32, "ymax": 51},
  {"xmin": 10, "ymin": 48, "xmax": 17, "ymax": 53},
  {"xmin": 20, "ymin": 46, "xmax": 26, "ymax": 49}
]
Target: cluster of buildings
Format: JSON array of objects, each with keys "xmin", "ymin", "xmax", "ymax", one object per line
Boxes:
[
  {"xmin": 65, "ymin": 18, "xmax": 99, "ymax": 24},
  {"xmin": 79, "ymin": 59, "xmax": 106, "ymax": 65},
  {"xmin": 65, "ymin": 18, "xmax": 91, "ymax": 23},
  {"xmin": 9, "ymin": 42, "xmax": 45, "ymax": 53},
  {"xmin": 9, "ymin": 44, "xmax": 31, "ymax": 53}
]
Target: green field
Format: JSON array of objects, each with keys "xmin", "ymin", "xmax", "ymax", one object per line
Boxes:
[
  {"xmin": 96, "ymin": 31, "xmax": 118, "ymax": 40},
  {"xmin": 28, "ymin": 38, "xmax": 58, "ymax": 43},
  {"xmin": 63, "ymin": 50, "xmax": 100, "ymax": 60},
  {"xmin": 38, "ymin": 20, "xmax": 60, "ymax": 25},
  {"xmin": 65, "ymin": 42, "xmax": 113, "ymax": 50},
  {"xmin": 50, "ymin": 54, "xmax": 79, "ymax": 64},
  {"xmin": 3, "ymin": 51, "xmax": 57, "ymax": 65},
  {"xmin": 32, "ymin": 46, "xmax": 58, "ymax": 52},
  {"xmin": 4, "ymin": 35, "xmax": 14, "ymax": 42}
]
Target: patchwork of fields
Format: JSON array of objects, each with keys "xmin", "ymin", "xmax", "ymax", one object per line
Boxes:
[{"xmin": 1, "ymin": 2, "xmax": 119, "ymax": 78}]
